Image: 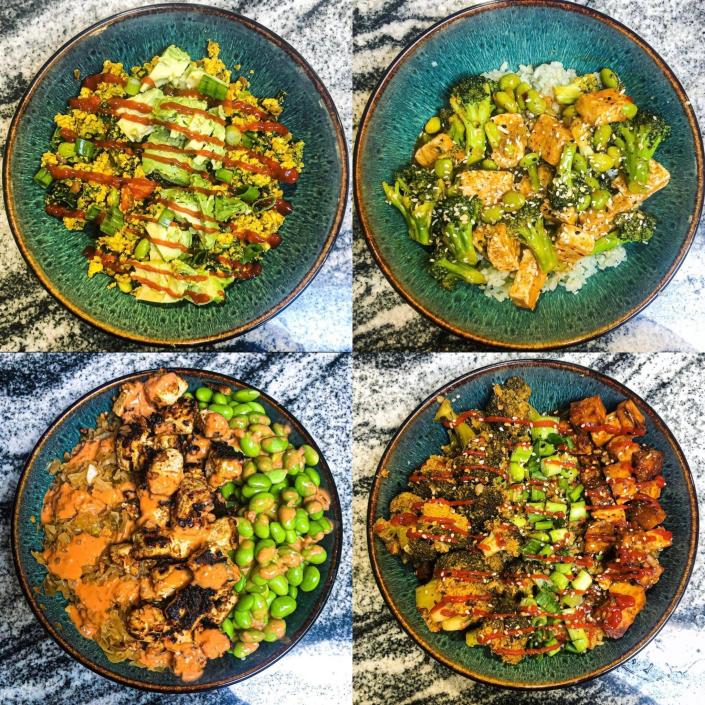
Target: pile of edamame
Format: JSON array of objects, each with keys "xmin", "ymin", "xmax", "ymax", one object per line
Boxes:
[{"xmin": 186, "ymin": 383, "xmax": 333, "ymax": 660}]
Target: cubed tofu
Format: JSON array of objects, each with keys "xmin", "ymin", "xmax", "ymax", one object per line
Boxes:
[
  {"xmin": 598, "ymin": 582, "xmax": 646, "ymax": 638},
  {"xmin": 508, "ymin": 249, "xmax": 546, "ymax": 310},
  {"xmin": 637, "ymin": 477, "xmax": 665, "ymax": 499},
  {"xmin": 415, "ymin": 133, "xmax": 454, "ymax": 168},
  {"xmin": 632, "ymin": 448, "xmax": 664, "ymax": 482},
  {"xmin": 569, "ymin": 395, "xmax": 607, "ymax": 427},
  {"xmin": 528, "ymin": 114, "xmax": 572, "ymax": 166},
  {"xmin": 606, "ymin": 435, "xmax": 641, "ymax": 463},
  {"xmin": 591, "ymin": 506, "xmax": 627, "ymax": 523},
  {"xmin": 629, "ymin": 500, "xmax": 666, "ymax": 530},
  {"xmin": 591, "ymin": 411, "xmax": 620, "ymax": 447},
  {"xmin": 489, "ymin": 113, "xmax": 528, "ymax": 168},
  {"xmin": 485, "ymin": 223, "xmax": 521, "ymax": 271},
  {"xmin": 613, "ymin": 159, "xmax": 671, "ymax": 202},
  {"xmin": 584, "ymin": 520, "xmax": 617, "ymax": 554},
  {"xmin": 579, "ymin": 191, "xmax": 635, "ymax": 238},
  {"xmin": 569, "ymin": 118, "xmax": 595, "ymax": 157},
  {"xmin": 575, "ymin": 89, "xmax": 634, "ymax": 126},
  {"xmin": 616, "ymin": 400, "xmax": 645, "ymax": 435},
  {"xmin": 604, "ymin": 461, "xmax": 637, "ymax": 502},
  {"xmin": 457, "ymin": 169, "xmax": 514, "ymax": 205},
  {"xmin": 555, "ymin": 223, "xmax": 596, "ymax": 263},
  {"xmin": 621, "ymin": 527, "xmax": 673, "ymax": 552}
]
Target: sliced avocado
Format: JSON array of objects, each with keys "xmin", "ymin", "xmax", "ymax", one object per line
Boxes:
[
  {"xmin": 186, "ymin": 271, "xmax": 233, "ymax": 305},
  {"xmin": 145, "ymin": 222, "xmax": 192, "ymax": 261},
  {"xmin": 190, "ymin": 174, "xmax": 215, "ymax": 220},
  {"xmin": 117, "ymin": 88, "xmax": 163, "ymax": 141},
  {"xmin": 177, "ymin": 65, "xmax": 204, "ymax": 90},
  {"xmin": 159, "ymin": 188, "xmax": 201, "ymax": 227},
  {"xmin": 145, "ymin": 45, "xmax": 191, "ymax": 89},
  {"xmin": 153, "ymin": 95, "xmax": 208, "ymax": 130},
  {"xmin": 142, "ymin": 127, "xmax": 193, "ymax": 185}
]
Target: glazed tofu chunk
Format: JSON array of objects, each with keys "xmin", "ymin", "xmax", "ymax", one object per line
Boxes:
[
  {"xmin": 569, "ymin": 395, "xmax": 607, "ymax": 427},
  {"xmin": 555, "ymin": 223, "xmax": 596, "ymax": 263},
  {"xmin": 613, "ymin": 160, "xmax": 671, "ymax": 202},
  {"xmin": 597, "ymin": 582, "xmax": 646, "ymax": 638},
  {"xmin": 147, "ymin": 448, "xmax": 184, "ymax": 497},
  {"xmin": 485, "ymin": 223, "xmax": 521, "ymax": 271},
  {"xmin": 508, "ymin": 249, "xmax": 546, "ymax": 310},
  {"xmin": 144, "ymin": 372, "xmax": 189, "ymax": 408},
  {"xmin": 414, "ymin": 133, "xmax": 454, "ymax": 168},
  {"xmin": 575, "ymin": 89, "xmax": 634, "ymax": 126},
  {"xmin": 584, "ymin": 520, "xmax": 617, "ymax": 554},
  {"xmin": 457, "ymin": 169, "xmax": 514, "ymax": 205},
  {"xmin": 604, "ymin": 461, "xmax": 638, "ymax": 502},
  {"xmin": 489, "ymin": 113, "xmax": 528, "ymax": 168},
  {"xmin": 528, "ymin": 114, "xmax": 572, "ymax": 166},
  {"xmin": 632, "ymin": 448, "xmax": 664, "ymax": 482}
]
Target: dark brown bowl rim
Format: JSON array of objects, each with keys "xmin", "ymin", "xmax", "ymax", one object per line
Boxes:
[
  {"xmin": 11, "ymin": 367, "xmax": 343, "ymax": 693},
  {"xmin": 353, "ymin": 0, "xmax": 705, "ymax": 350},
  {"xmin": 366, "ymin": 358, "xmax": 698, "ymax": 689},
  {"xmin": 3, "ymin": 2, "xmax": 349, "ymax": 347}
]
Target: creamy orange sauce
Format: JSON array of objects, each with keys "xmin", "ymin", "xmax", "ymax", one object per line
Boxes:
[
  {"xmin": 144, "ymin": 372, "xmax": 185, "ymax": 405},
  {"xmin": 192, "ymin": 562, "xmax": 234, "ymax": 590},
  {"xmin": 186, "ymin": 435, "xmax": 211, "ymax": 463},
  {"xmin": 115, "ymin": 381, "xmax": 157, "ymax": 420},
  {"xmin": 137, "ymin": 489, "xmax": 169, "ymax": 528},
  {"xmin": 165, "ymin": 640, "xmax": 207, "ymax": 682},
  {"xmin": 43, "ymin": 533, "xmax": 110, "ymax": 581},
  {"xmin": 202, "ymin": 411, "xmax": 230, "ymax": 439},
  {"xmin": 195, "ymin": 629, "xmax": 231, "ymax": 659}
]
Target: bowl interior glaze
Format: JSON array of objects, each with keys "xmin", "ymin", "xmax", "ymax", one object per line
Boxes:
[{"xmin": 367, "ymin": 360, "xmax": 697, "ymax": 688}]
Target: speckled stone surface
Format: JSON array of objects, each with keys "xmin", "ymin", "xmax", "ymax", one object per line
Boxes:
[
  {"xmin": 0, "ymin": 0, "xmax": 352, "ymax": 352},
  {"xmin": 0, "ymin": 353, "xmax": 352, "ymax": 705},
  {"xmin": 353, "ymin": 0, "xmax": 705, "ymax": 351},
  {"xmin": 353, "ymin": 352, "xmax": 705, "ymax": 704}
]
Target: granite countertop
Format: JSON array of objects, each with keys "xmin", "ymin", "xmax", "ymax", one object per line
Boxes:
[
  {"xmin": 0, "ymin": 352, "xmax": 352, "ymax": 705},
  {"xmin": 353, "ymin": 0, "xmax": 705, "ymax": 352},
  {"xmin": 353, "ymin": 352, "xmax": 705, "ymax": 704},
  {"xmin": 0, "ymin": 0, "xmax": 352, "ymax": 352}
]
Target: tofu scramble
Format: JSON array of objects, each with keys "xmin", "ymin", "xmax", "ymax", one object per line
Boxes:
[
  {"xmin": 34, "ymin": 43, "xmax": 304, "ymax": 305},
  {"xmin": 382, "ymin": 64, "xmax": 670, "ymax": 310},
  {"xmin": 374, "ymin": 377, "xmax": 671, "ymax": 661}
]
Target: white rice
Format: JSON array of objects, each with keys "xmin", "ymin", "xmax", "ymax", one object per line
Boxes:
[{"xmin": 477, "ymin": 62, "xmax": 623, "ymax": 303}]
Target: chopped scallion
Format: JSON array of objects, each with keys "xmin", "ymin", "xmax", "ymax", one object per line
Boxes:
[
  {"xmin": 34, "ymin": 168, "xmax": 53, "ymax": 188},
  {"xmin": 125, "ymin": 76, "xmax": 141, "ymax": 96},
  {"xmin": 215, "ymin": 168, "xmax": 234, "ymax": 184},
  {"xmin": 75, "ymin": 138, "xmax": 96, "ymax": 160},
  {"xmin": 100, "ymin": 208, "xmax": 124, "ymax": 235},
  {"xmin": 57, "ymin": 142, "xmax": 76, "ymax": 159}
]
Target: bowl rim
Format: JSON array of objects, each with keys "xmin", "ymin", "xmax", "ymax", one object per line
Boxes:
[
  {"xmin": 353, "ymin": 0, "xmax": 705, "ymax": 350},
  {"xmin": 3, "ymin": 2, "xmax": 349, "ymax": 347},
  {"xmin": 366, "ymin": 358, "xmax": 699, "ymax": 689},
  {"xmin": 11, "ymin": 366, "xmax": 343, "ymax": 693}
]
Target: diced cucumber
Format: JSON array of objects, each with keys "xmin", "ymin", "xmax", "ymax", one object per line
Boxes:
[
  {"xmin": 534, "ymin": 520, "xmax": 553, "ymax": 530},
  {"xmin": 549, "ymin": 528, "xmax": 568, "ymax": 543},
  {"xmin": 545, "ymin": 500, "xmax": 567, "ymax": 514},
  {"xmin": 550, "ymin": 571, "xmax": 570, "ymax": 591},
  {"xmin": 509, "ymin": 461, "xmax": 525, "ymax": 482},
  {"xmin": 531, "ymin": 416, "xmax": 559, "ymax": 440},
  {"xmin": 569, "ymin": 501, "xmax": 587, "ymax": 522},
  {"xmin": 554, "ymin": 563, "xmax": 573, "ymax": 575},
  {"xmin": 572, "ymin": 569, "xmax": 593, "ymax": 592}
]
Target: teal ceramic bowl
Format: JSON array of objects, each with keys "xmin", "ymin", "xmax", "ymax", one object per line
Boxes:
[
  {"xmin": 4, "ymin": 4, "xmax": 347, "ymax": 346},
  {"xmin": 355, "ymin": 0, "xmax": 704, "ymax": 349},
  {"xmin": 367, "ymin": 359, "xmax": 697, "ymax": 688},
  {"xmin": 12, "ymin": 368, "xmax": 342, "ymax": 692}
]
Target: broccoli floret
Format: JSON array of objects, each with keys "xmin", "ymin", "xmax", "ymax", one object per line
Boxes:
[
  {"xmin": 506, "ymin": 200, "xmax": 559, "ymax": 274},
  {"xmin": 382, "ymin": 165, "xmax": 442, "ymax": 245},
  {"xmin": 430, "ymin": 253, "xmax": 486, "ymax": 290},
  {"xmin": 434, "ymin": 194, "xmax": 483, "ymax": 265},
  {"xmin": 554, "ymin": 72, "xmax": 601, "ymax": 105},
  {"xmin": 449, "ymin": 75, "xmax": 496, "ymax": 164},
  {"xmin": 615, "ymin": 110, "xmax": 671, "ymax": 191},
  {"xmin": 547, "ymin": 143, "xmax": 591, "ymax": 212},
  {"xmin": 592, "ymin": 209, "xmax": 656, "ymax": 254}
]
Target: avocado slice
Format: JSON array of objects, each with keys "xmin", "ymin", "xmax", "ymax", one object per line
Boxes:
[{"xmin": 145, "ymin": 45, "xmax": 191, "ymax": 89}]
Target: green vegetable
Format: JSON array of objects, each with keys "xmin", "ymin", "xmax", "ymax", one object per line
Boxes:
[
  {"xmin": 270, "ymin": 595, "xmax": 297, "ymax": 619},
  {"xmin": 75, "ymin": 138, "xmax": 96, "ymax": 159},
  {"xmin": 300, "ymin": 565, "xmax": 321, "ymax": 592},
  {"xmin": 198, "ymin": 74, "xmax": 228, "ymax": 100},
  {"xmin": 592, "ymin": 209, "xmax": 656, "ymax": 254},
  {"xmin": 34, "ymin": 168, "xmax": 54, "ymax": 188},
  {"xmin": 125, "ymin": 76, "xmax": 141, "ymax": 96},
  {"xmin": 615, "ymin": 110, "xmax": 670, "ymax": 190},
  {"xmin": 99, "ymin": 208, "xmax": 124, "ymax": 235},
  {"xmin": 506, "ymin": 201, "xmax": 558, "ymax": 274},
  {"xmin": 449, "ymin": 75, "xmax": 497, "ymax": 163},
  {"xmin": 195, "ymin": 386, "xmax": 213, "ymax": 402},
  {"xmin": 554, "ymin": 72, "xmax": 601, "ymax": 104}
]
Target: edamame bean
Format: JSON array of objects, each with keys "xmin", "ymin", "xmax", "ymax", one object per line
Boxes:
[
  {"xmin": 607, "ymin": 145, "xmax": 622, "ymax": 162},
  {"xmin": 270, "ymin": 521, "xmax": 286, "ymax": 544},
  {"xmin": 589, "ymin": 153, "xmax": 614, "ymax": 173},
  {"xmin": 272, "ymin": 422, "xmax": 290, "ymax": 437},
  {"xmin": 286, "ymin": 565, "xmax": 303, "ymax": 587},
  {"xmin": 572, "ymin": 153, "xmax": 588, "ymax": 174},
  {"xmin": 233, "ymin": 610, "xmax": 253, "ymax": 630},
  {"xmin": 304, "ymin": 467, "xmax": 321, "ymax": 486},
  {"xmin": 254, "ymin": 515, "xmax": 270, "ymax": 539},
  {"xmin": 248, "ymin": 401, "xmax": 265, "ymax": 414},
  {"xmin": 301, "ymin": 445, "xmax": 319, "ymax": 467},
  {"xmin": 576, "ymin": 193, "xmax": 592, "ymax": 212},
  {"xmin": 250, "ymin": 492, "xmax": 276, "ymax": 515},
  {"xmin": 234, "ymin": 389, "xmax": 260, "ymax": 402},
  {"xmin": 307, "ymin": 520, "xmax": 323, "ymax": 538},
  {"xmin": 295, "ymin": 508, "xmax": 310, "ymax": 535},
  {"xmin": 622, "ymin": 102, "xmax": 638, "ymax": 119},
  {"xmin": 256, "ymin": 539, "xmax": 277, "ymax": 565},
  {"xmin": 241, "ymin": 630, "xmax": 265, "ymax": 644},
  {"xmin": 249, "ymin": 423, "xmax": 273, "ymax": 438},
  {"xmin": 590, "ymin": 189, "xmax": 611, "ymax": 210},
  {"xmin": 501, "ymin": 191, "xmax": 525, "ymax": 213},
  {"xmin": 248, "ymin": 413, "xmax": 271, "ymax": 426},
  {"xmin": 247, "ymin": 473, "xmax": 272, "ymax": 492},
  {"xmin": 305, "ymin": 499, "xmax": 324, "ymax": 516},
  {"xmin": 279, "ymin": 506, "xmax": 297, "ymax": 530},
  {"xmin": 213, "ymin": 392, "xmax": 229, "ymax": 405},
  {"xmin": 261, "ymin": 436, "xmax": 289, "ymax": 454},
  {"xmin": 481, "ymin": 205, "xmax": 503, "ymax": 224},
  {"xmin": 235, "ymin": 540, "xmax": 254, "ymax": 567},
  {"xmin": 195, "ymin": 386, "xmax": 213, "ymax": 403},
  {"xmin": 285, "ymin": 529, "xmax": 298, "ymax": 545},
  {"xmin": 237, "ymin": 594, "xmax": 255, "ymax": 612},
  {"xmin": 300, "ymin": 566, "xmax": 321, "ymax": 592},
  {"xmin": 232, "ymin": 403, "xmax": 253, "ymax": 416},
  {"xmin": 494, "ymin": 91, "xmax": 518, "ymax": 113},
  {"xmin": 134, "ymin": 238, "xmax": 150, "ymax": 260},
  {"xmin": 265, "ymin": 590, "xmax": 276, "ymax": 608},
  {"xmin": 234, "ymin": 574, "xmax": 247, "ymax": 592},
  {"xmin": 240, "ymin": 434, "xmax": 261, "ymax": 458},
  {"xmin": 433, "ymin": 157, "xmax": 454, "ymax": 179},
  {"xmin": 236, "ymin": 517, "xmax": 254, "ymax": 538},
  {"xmin": 198, "ymin": 401, "xmax": 208, "ymax": 410},
  {"xmin": 499, "ymin": 73, "xmax": 520, "ymax": 91},
  {"xmin": 251, "ymin": 593, "xmax": 267, "ymax": 611},
  {"xmin": 263, "ymin": 619, "xmax": 286, "ymax": 642},
  {"xmin": 284, "ymin": 449, "xmax": 304, "ymax": 473},
  {"xmin": 600, "ymin": 67, "xmax": 620, "ymax": 89},
  {"xmin": 267, "ymin": 469, "xmax": 287, "ymax": 485},
  {"xmin": 229, "ymin": 415, "xmax": 249, "ymax": 429},
  {"xmin": 424, "ymin": 115, "xmax": 441, "ymax": 134},
  {"xmin": 303, "ymin": 545, "xmax": 327, "ymax": 565},
  {"xmin": 270, "ymin": 481, "xmax": 287, "ymax": 496},
  {"xmin": 288, "ymin": 586, "xmax": 298, "ymax": 600},
  {"xmin": 255, "ymin": 455, "xmax": 273, "ymax": 473},
  {"xmin": 209, "ymin": 403, "xmax": 233, "ymax": 420},
  {"xmin": 221, "ymin": 617, "xmax": 235, "ymax": 640},
  {"xmin": 516, "ymin": 81, "xmax": 531, "ymax": 97},
  {"xmin": 270, "ymin": 596, "xmax": 297, "ymax": 619},
  {"xmin": 280, "ymin": 489, "xmax": 301, "ymax": 508},
  {"xmin": 592, "ymin": 124, "xmax": 612, "ymax": 151},
  {"xmin": 269, "ymin": 575, "xmax": 289, "ymax": 596},
  {"xmin": 295, "ymin": 475, "xmax": 317, "ymax": 498},
  {"xmin": 319, "ymin": 517, "xmax": 333, "ymax": 534},
  {"xmin": 481, "ymin": 158, "xmax": 498, "ymax": 170},
  {"xmin": 525, "ymin": 90, "xmax": 547, "ymax": 115},
  {"xmin": 241, "ymin": 484, "xmax": 258, "ymax": 500}
]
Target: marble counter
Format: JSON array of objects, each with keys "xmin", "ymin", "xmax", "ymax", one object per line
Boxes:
[
  {"xmin": 0, "ymin": 0, "xmax": 352, "ymax": 352},
  {"xmin": 353, "ymin": 352, "xmax": 705, "ymax": 705},
  {"xmin": 0, "ymin": 353, "xmax": 352, "ymax": 705},
  {"xmin": 353, "ymin": 0, "xmax": 705, "ymax": 351}
]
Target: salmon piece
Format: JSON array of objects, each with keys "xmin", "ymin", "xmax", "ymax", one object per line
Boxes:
[
  {"xmin": 457, "ymin": 169, "xmax": 514, "ymax": 205},
  {"xmin": 489, "ymin": 113, "xmax": 528, "ymax": 168},
  {"xmin": 597, "ymin": 582, "xmax": 646, "ymax": 638},
  {"xmin": 485, "ymin": 223, "xmax": 521, "ymax": 271},
  {"xmin": 508, "ymin": 249, "xmax": 546, "ymax": 310},
  {"xmin": 144, "ymin": 372, "xmax": 188, "ymax": 407},
  {"xmin": 555, "ymin": 223, "xmax": 596, "ymax": 263},
  {"xmin": 570, "ymin": 395, "xmax": 607, "ymax": 427},
  {"xmin": 414, "ymin": 133, "xmax": 454, "ymax": 168},
  {"xmin": 575, "ymin": 89, "xmax": 633, "ymax": 126},
  {"xmin": 528, "ymin": 114, "xmax": 572, "ymax": 166}
]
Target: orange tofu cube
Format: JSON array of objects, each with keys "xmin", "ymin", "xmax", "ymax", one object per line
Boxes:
[
  {"xmin": 599, "ymin": 582, "xmax": 646, "ymax": 638},
  {"xmin": 508, "ymin": 249, "xmax": 546, "ymax": 310},
  {"xmin": 606, "ymin": 435, "xmax": 641, "ymax": 463},
  {"xmin": 485, "ymin": 223, "xmax": 521, "ymax": 271},
  {"xmin": 555, "ymin": 223, "xmax": 596, "ymax": 263},
  {"xmin": 528, "ymin": 114, "xmax": 572, "ymax": 166},
  {"xmin": 575, "ymin": 89, "xmax": 634, "ymax": 126},
  {"xmin": 457, "ymin": 169, "xmax": 514, "ymax": 205},
  {"xmin": 569, "ymin": 395, "xmax": 607, "ymax": 427},
  {"xmin": 604, "ymin": 461, "xmax": 637, "ymax": 501},
  {"xmin": 613, "ymin": 160, "xmax": 671, "ymax": 202},
  {"xmin": 489, "ymin": 113, "xmax": 528, "ymax": 168},
  {"xmin": 414, "ymin": 133, "xmax": 454, "ymax": 168},
  {"xmin": 591, "ymin": 411, "xmax": 620, "ymax": 447}
]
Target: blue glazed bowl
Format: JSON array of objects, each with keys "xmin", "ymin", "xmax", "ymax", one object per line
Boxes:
[
  {"xmin": 367, "ymin": 359, "xmax": 697, "ymax": 688},
  {"xmin": 355, "ymin": 0, "xmax": 704, "ymax": 349},
  {"xmin": 4, "ymin": 3, "xmax": 347, "ymax": 345},
  {"xmin": 12, "ymin": 369, "xmax": 342, "ymax": 692}
]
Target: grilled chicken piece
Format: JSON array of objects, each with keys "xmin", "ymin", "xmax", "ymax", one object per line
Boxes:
[
  {"xmin": 508, "ymin": 249, "xmax": 546, "ymax": 310},
  {"xmin": 153, "ymin": 397, "xmax": 198, "ymax": 436},
  {"xmin": 414, "ymin": 133, "xmax": 453, "ymax": 168},
  {"xmin": 205, "ymin": 441, "xmax": 245, "ymax": 489},
  {"xmin": 528, "ymin": 114, "xmax": 572, "ymax": 166},
  {"xmin": 632, "ymin": 448, "xmax": 664, "ymax": 482},
  {"xmin": 489, "ymin": 113, "xmax": 528, "ymax": 168},
  {"xmin": 485, "ymin": 223, "xmax": 521, "ymax": 271},
  {"xmin": 116, "ymin": 422, "xmax": 151, "ymax": 475},
  {"xmin": 149, "ymin": 564, "xmax": 192, "ymax": 600},
  {"xmin": 457, "ymin": 169, "xmax": 514, "ymax": 205},
  {"xmin": 144, "ymin": 372, "xmax": 188, "ymax": 408},
  {"xmin": 128, "ymin": 604, "xmax": 170, "ymax": 641},
  {"xmin": 172, "ymin": 467, "xmax": 214, "ymax": 528},
  {"xmin": 575, "ymin": 89, "xmax": 633, "ymax": 126},
  {"xmin": 147, "ymin": 448, "xmax": 184, "ymax": 497}
]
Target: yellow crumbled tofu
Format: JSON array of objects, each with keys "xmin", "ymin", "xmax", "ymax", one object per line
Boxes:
[
  {"xmin": 261, "ymin": 98, "xmax": 282, "ymax": 117},
  {"xmin": 102, "ymin": 60, "xmax": 125, "ymax": 76},
  {"xmin": 41, "ymin": 151, "xmax": 59, "ymax": 167},
  {"xmin": 63, "ymin": 217, "xmax": 85, "ymax": 231},
  {"xmin": 87, "ymin": 257, "xmax": 104, "ymax": 277}
]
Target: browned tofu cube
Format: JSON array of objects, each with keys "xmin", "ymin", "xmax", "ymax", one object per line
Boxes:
[
  {"xmin": 457, "ymin": 169, "xmax": 514, "ymax": 205},
  {"xmin": 597, "ymin": 582, "xmax": 646, "ymax": 638},
  {"xmin": 616, "ymin": 400, "xmax": 645, "ymax": 435},
  {"xmin": 586, "ymin": 483, "xmax": 615, "ymax": 508},
  {"xmin": 606, "ymin": 435, "xmax": 641, "ymax": 463},
  {"xmin": 508, "ymin": 249, "xmax": 546, "ymax": 310},
  {"xmin": 569, "ymin": 395, "xmax": 607, "ymax": 427},
  {"xmin": 485, "ymin": 223, "xmax": 521, "ymax": 271},
  {"xmin": 621, "ymin": 527, "xmax": 673, "ymax": 552},
  {"xmin": 517, "ymin": 164, "xmax": 552, "ymax": 197},
  {"xmin": 613, "ymin": 159, "xmax": 671, "ymax": 202},
  {"xmin": 575, "ymin": 89, "xmax": 634, "ymax": 126},
  {"xmin": 584, "ymin": 520, "xmax": 617, "ymax": 554},
  {"xmin": 555, "ymin": 223, "xmax": 596, "ymax": 263},
  {"xmin": 629, "ymin": 499, "xmax": 667, "ymax": 530},
  {"xmin": 591, "ymin": 506, "xmax": 627, "ymax": 522},
  {"xmin": 604, "ymin": 461, "xmax": 637, "ymax": 502},
  {"xmin": 528, "ymin": 114, "xmax": 572, "ymax": 166},
  {"xmin": 569, "ymin": 118, "xmax": 596, "ymax": 157},
  {"xmin": 637, "ymin": 477, "xmax": 665, "ymax": 499},
  {"xmin": 414, "ymin": 133, "xmax": 454, "ymax": 168},
  {"xmin": 632, "ymin": 448, "xmax": 664, "ymax": 482},
  {"xmin": 489, "ymin": 113, "xmax": 528, "ymax": 168},
  {"xmin": 591, "ymin": 411, "xmax": 620, "ymax": 447}
]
